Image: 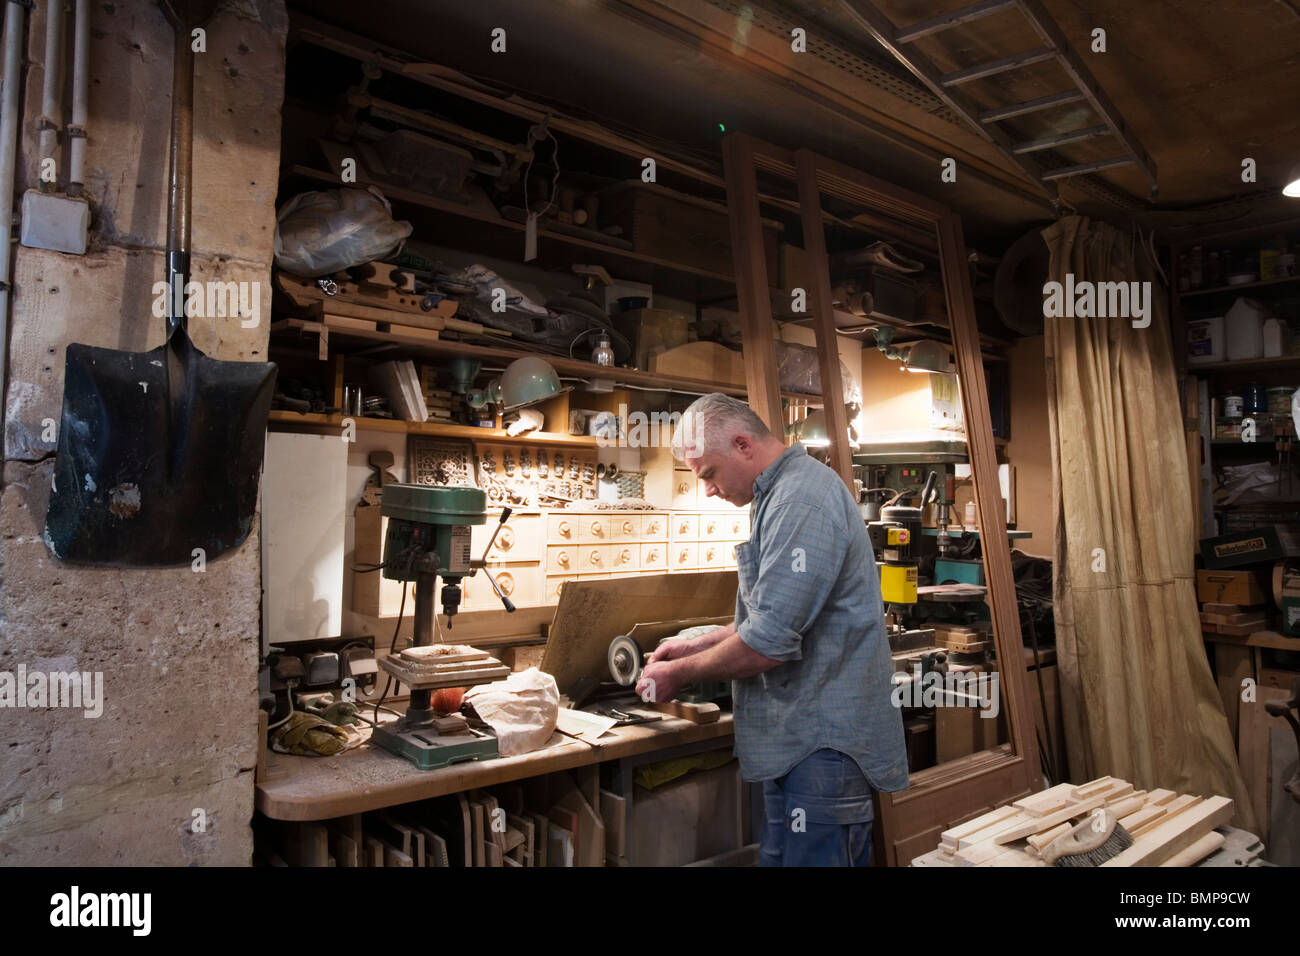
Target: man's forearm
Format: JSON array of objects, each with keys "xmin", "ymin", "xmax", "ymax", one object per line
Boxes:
[{"xmin": 675, "ymin": 631, "xmax": 779, "ymax": 684}]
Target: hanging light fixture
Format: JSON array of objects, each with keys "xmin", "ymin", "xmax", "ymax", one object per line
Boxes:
[{"xmin": 497, "ymin": 356, "xmax": 570, "ymax": 411}]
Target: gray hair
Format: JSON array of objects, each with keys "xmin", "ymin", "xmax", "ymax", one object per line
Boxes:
[{"xmin": 672, "ymin": 393, "xmax": 775, "ymax": 459}]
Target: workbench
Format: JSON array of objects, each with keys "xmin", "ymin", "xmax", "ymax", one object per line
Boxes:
[{"xmin": 257, "ymin": 711, "xmax": 736, "ymax": 822}]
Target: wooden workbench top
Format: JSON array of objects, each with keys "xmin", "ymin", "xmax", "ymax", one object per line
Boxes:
[{"xmin": 256, "ymin": 712, "xmax": 735, "ymax": 821}]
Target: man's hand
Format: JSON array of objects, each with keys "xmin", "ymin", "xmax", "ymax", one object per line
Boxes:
[
  {"xmin": 647, "ymin": 637, "xmax": 695, "ymax": 664},
  {"xmin": 636, "ymin": 659, "xmax": 686, "ymax": 704},
  {"xmin": 647, "ymin": 623, "xmax": 735, "ymax": 664}
]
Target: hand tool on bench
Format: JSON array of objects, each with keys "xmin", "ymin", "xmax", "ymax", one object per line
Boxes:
[{"xmin": 44, "ymin": 0, "xmax": 276, "ymax": 566}]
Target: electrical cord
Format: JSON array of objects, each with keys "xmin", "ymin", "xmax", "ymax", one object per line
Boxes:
[{"xmin": 373, "ymin": 550, "xmax": 415, "ymax": 727}]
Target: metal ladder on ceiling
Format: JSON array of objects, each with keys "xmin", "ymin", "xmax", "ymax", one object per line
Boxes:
[{"xmin": 838, "ymin": 0, "xmax": 1158, "ymax": 205}]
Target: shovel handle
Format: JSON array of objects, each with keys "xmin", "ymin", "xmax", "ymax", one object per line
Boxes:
[{"xmin": 165, "ymin": 7, "xmax": 196, "ymax": 339}]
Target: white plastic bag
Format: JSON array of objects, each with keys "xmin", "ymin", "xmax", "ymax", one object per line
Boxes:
[
  {"xmin": 463, "ymin": 667, "xmax": 559, "ymax": 756},
  {"xmin": 273, "ymin": 186, "xmax": 413, "ymax": 277}
]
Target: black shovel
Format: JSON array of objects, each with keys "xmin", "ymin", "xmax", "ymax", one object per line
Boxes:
[{"xmin": 44, "ymin": 0, "xmax": 277, "ymax": 567}]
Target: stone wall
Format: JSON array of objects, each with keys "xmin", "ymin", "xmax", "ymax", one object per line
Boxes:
[{"xmin": 0, "ymin": 0, "xmax": 286, "ymax": 864}]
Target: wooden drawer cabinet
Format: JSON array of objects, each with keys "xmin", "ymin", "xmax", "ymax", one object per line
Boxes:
[
  {"xmin": 462, "ymin": 564, "xmax": 540, "ymax": 610},
  {"xmin": 671, "ymin": 513, "xmax": 698, "ymax": 541}
]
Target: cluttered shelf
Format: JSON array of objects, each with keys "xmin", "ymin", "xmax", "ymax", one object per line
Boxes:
[
  {"xmin": 282, "ymin": 164, "xmax": 750, "ymax": 307},
  {"xmin": 1179, "ymin": 275, "xmax": 1300, "ymax": 298},
  {"xmin": 269, "ymin": 317, "xmax": 823, "ymax": 404},
  {"xmin": 266, "ymin": 410, "xmax": 601, "ymax": 445},
  {"xmin": 256, "ymin": 709, "xmax": 735, "ymax": 822}
]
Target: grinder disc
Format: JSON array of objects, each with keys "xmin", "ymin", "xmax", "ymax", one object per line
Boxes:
[{"xmin": 607, "ymin": 634, "xmax": 642, "ymax": 686}]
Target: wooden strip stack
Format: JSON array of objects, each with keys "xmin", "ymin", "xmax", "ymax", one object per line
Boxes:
[{"xmin": 927, "ymin": 777, "xmax": 1235, "ymax": 867}]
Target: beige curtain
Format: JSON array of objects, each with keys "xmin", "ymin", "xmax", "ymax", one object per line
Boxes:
[{"xmin": 1042, "ymin": 216, "xmax": 1255, "ymax": 831}]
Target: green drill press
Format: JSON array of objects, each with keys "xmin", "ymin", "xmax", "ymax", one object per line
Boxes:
[{"xmin": 371, "ymin": 483, "xmax": 516, "ymax": 769}]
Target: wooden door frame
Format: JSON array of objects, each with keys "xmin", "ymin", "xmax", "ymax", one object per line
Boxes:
[{"xmin": 723, "ymin": 132, "xmax": 1040, "ymax": 864}]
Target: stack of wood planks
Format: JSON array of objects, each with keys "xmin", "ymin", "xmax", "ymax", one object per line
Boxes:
[
  {"xmin": 1199, "ymin": 602, "xmax": 1267, "ymax": 636},
  {"xmin": 918, "ymin": 776, "xmax": 1235, "ymax": 867}
]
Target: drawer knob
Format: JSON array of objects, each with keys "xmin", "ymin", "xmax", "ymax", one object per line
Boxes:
[
  {"xmin": 498, "ymin": 572, "xmax": 514, "ymax": 595},
  {"xmin": 647, "ymin": 521, "xmax": 660, "ymax": 534},
  {"xmin": 677, "ymin": 481, "xmax": 690, "ymax": 494},
  {"xmin": 590, "ymin": 521, "xmax": 603, "ymax": 536},
  {"xmin": 557, "ymin": 552, "xmax": 570, "ymax": 567},
  {"xmin": 622, "ymin": 520, "xmax": 634, "ymax": 534},
  {"xmin": 497, "ymin": 527, "xmax": 514, "ymax": 550},
  {"xmin": 618, "ymin": 548, "xmax": 631, "ymax": 564},
  {"xmin": 590, "ymin": 549, "xmax": 602, "ymax": 565},
  {"xmin": 558, "ymin": 520, "xmax": 571, "ymax": 537},
  {"xmin": 706, "ymin": 548, "xmax": 716, "ymax": 560},
  {"xmin": 706, "ymin": 521, "xmax": 716, "ymax": 534},
  {"xmin": 732, "ymin": 522, "xmax": 741, "ymax": 534},
  {"xmin": 678, "ymin": 549, "xmax": 688, "ymax": 562},
  {"xmin": 647, "ymin": 548, "xmax": 660, "ymax": 561}
]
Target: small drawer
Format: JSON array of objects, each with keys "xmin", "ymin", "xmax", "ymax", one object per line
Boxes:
[
  {"xmin": 609, "ymin": 544, "xmax": 639, "ymax": 572},
  {"xmin": 578, "ymin": 516, "xmax": 612, "ymax": 543},
  {"xmin": 579, "ymin": 544, "xmax": 611, "ymax": 572},
  {"xmin": 641, "ymin": 514, "xmax": 668, "ymax": 540},
  {"xmin": 612, "ymin": 515, "xmax": 641, "ymax": 540},
  {"xmin": 545, "ymin": 575, "xmax": 576, "ymax": 604},
  {"xmin": 722, "ymin": 513, "xmax": 749, "ymax": 539},
  {"xmin": 700, "ymin": 542, "xmax": 732, "ymax": 569},
  {"xmin": 672, "ymin": 470, "xmax": 698, "ymax": 510},
  {"xmin": 547, "ymin": 514, "xmax": 578, "ymax": 543},
  {"xmin": 671, "ymin": 513, "xmax": 698, "ymax": 541},
  {"xmin": 641, "ymin": 542, "xmax": 667, "ymax": 570},
  {"xmin": 671, "ymin": 542, "xmax": 698, "ymax": 570},
  {"xmin": 700, "ymin": 514, "xmax": 731, "ymax": 540},
  {"xmin": 546, "ymin": 545, "xmax": 577, "ymax": 574},
  {"xmin": 464, "ymin": 564, "xmax": 540, "ymax": 610},
  {"xmin": 472, "ymin": 513, "xmax": 541, "ymax": 561}
]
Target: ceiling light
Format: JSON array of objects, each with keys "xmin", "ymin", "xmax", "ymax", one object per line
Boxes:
[
  {"xmin": 901, "ymin": 339, "xmax": 951, "ymax": 373},
  {"xmin": 498, "ymin": 357, "xmax": 571, "ymax": 411}
]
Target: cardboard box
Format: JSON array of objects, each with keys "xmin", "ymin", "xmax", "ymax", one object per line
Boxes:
[
  {"xmin": 1199, "ymin": 524, "xmax": 1300, "ymax": 570},
  {"xmin": 1197, "ymin": 569, "xmax": 1267, "ymax": 606}
]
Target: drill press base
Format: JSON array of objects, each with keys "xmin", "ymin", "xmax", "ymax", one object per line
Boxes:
[{"xmin": 371, "ymin": 722, "xmax": 498, "ymax": 770}]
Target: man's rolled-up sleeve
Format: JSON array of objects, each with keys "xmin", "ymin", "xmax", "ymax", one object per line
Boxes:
[{"xmin": 737, "ymin": 502, "xmax": 846, "ymax": 662}]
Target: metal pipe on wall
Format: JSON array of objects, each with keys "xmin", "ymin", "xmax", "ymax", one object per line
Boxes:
[
  {"xmin": 38, "ymin": 0, "xmax": 63, "ymax": 184},
  {"xmin": 0, "ymin": 0, "xmax": 28, "ymax": 451},
  {"xmin": 68, "ymin": 0, "xmax": 89, "ymax": 195}
]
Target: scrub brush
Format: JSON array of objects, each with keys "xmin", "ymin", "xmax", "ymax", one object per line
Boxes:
[{"xmin": 1039, "ymin": 808, "xmax": 1133, "ymax": 866}]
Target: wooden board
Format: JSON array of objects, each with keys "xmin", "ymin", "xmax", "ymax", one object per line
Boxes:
[
  {"xmin": 1102, "ymin": 796, "xmax": 1234, "ymax": 867},
  {"xmin": 600, "ymin": 790, "xmax": 628, "ymax": 863},
  {"xmin": 992, "ymin": 795, "xmax": 1106, "ymax": 844},
  {"xmin": 649, "ymin": 341, "xmax": 746, "ymax": 387},
  {"xmin": 1129, "ymin": 795, "xmax": 1201, "ymax": 837},
  {"xmin": 649, "ymin": 699, "xmax": 721, "ymax": 724},
  {"xmin": 1160, "ymin": 830, "xmax": 1225, "ymax": 867}
]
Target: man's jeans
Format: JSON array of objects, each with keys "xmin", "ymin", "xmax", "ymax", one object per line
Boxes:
[{"xmin": 759, "ymin": 748, "xmax": 875, "ymax": 866}]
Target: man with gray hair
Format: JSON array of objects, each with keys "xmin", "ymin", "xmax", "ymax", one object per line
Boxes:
[{"xmin": 638, "ymin": 393, "xmax": 908, "ymax": 866}]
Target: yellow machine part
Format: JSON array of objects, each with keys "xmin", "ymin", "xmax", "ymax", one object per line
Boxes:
[
  {"xmin": 880, "ymin": 563, "xmax": 918, "ymax": 604},
  {"xmin": 886, "ymin": 527, "xmax": 910, "ymax": 547}
]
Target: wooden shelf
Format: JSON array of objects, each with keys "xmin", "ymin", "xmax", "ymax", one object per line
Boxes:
[
  {"xmin": 1203, "ymin": 629, "xmax": 1300, "ymax": 652},
  {"xmin": 282, "ymin": 165, "xmax": 743, "ymax": 306},
  {"xmin": 267, "ymin": 410, "xmax": 600, "ymax": 445},
  {"xmin": 1180, "ymin": 275, "xmax": 1300, "ymax": 298},
  {"xmin": 1189, "ymin": 356, "xmax": 1300, "ymax": 373},
  {"xmin": 269, "ymin": 317, "xmax": 803, "ymax": 401}
]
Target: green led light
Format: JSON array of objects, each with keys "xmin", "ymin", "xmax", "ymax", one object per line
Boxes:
[{"xmin": 718, "ymin": 123, "xmax": 726, "ymax": 132}]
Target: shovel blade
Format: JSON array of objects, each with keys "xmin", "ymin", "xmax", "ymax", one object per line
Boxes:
[{"xmin": 44, "ymin": 336, "xmax": 277, "ymax": 567}]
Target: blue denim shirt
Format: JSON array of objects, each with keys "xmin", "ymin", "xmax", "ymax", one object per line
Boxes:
[{"xmin": 732, "ymin": 442, "xmax": 910, "ymax": 791}]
